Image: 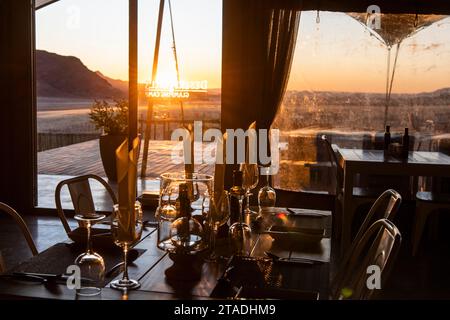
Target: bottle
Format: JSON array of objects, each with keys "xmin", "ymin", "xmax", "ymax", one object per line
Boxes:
[
  {"xmin": 170, "ymin": 183, "xmax": 203, "ymax": 251},
  {"xmin": 258, "ymin": 169, "xmax": 277, "ymax": 213},
  {"xmin": 229, "ymin": 170, "xmax": 245, "ymax": 225},
  {"xmin": 402, "ymin": 128, "xmax": 410, "ymax": 159},
  {"xmin": 384, "ymin": 125, "xmax": 391, "ymax": 156}
]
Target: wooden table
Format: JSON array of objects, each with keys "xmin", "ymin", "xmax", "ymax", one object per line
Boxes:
[
  {"xmin": 336, "ymin": 148, "xmax": 450, "ymax": 251},
  {"xmin": 0, "ymin": 208, "xmax": 331, "ymax": 300}
]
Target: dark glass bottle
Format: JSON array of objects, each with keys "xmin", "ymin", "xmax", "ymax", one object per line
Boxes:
[
  {"xmin": 384, "ymin": 125, "xmax": 391, "ymax": 155},
  {"xmin": 229, "ymin": 170, "xmax": 245, "ymax": 225},
  {"xmin": 402, "ymin": 128, "xmax": 409, "ymax": 159}
]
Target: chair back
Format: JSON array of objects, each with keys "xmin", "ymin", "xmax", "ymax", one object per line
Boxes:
[
  {"xmin": 331, "ymin": 189, "xmax": 401, "ymax": 295},
  {"xmin": 353, "ymin": 189, "xmax": 402, "ymax": 244},
  {"xmin": 0, "ymin": 202, "xmax": 38, "ymax": 272},
  {"xmin": 321, "ymin": 135, "xmax": 343, "ymax": 195},
  {"xmin": 333, "ymin": 219, "xmax": 401, "ymax": 300},
  {"xmin": 55, "ymin": 174, "xmax": 117, "ymax": 235}
]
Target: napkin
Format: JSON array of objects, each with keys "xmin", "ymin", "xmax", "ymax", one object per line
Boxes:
[{"xmin": 115, "ymin": 136, "xmax": 140, "ymax": 243}]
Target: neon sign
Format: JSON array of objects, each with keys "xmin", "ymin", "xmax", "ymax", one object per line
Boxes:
[{"xmin": 145, "ymin": 80, "xmax": 208, "ymax": 99}]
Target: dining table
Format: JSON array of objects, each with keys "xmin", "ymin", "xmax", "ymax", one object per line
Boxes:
[
  {"xmin": 0, "ymin": 208, "xmax": 332, "ymax": 300},
  {"xmin": 335, "ymin": 147, "xmax": 450, "ymax": 252}
]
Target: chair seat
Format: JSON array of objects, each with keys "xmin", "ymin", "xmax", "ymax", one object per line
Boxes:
[{"xmin": 416, "ymin": 191, "xmax": 450, "ymax": 204}]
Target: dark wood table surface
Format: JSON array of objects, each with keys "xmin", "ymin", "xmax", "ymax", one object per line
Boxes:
[{"xmin": 0, "ymin": 208, "xmax": 332, "ymax": 300}]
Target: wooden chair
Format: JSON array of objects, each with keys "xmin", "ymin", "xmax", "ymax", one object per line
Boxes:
[
  {"xmin": 331, "ymin": 219, "xmax": 402, "ymax": 300},
  {"xmin": 55, "ymin": 174, "xmax": 117, "ymax": 236},
  {"xmin": 412, "ymin": 191, "xmax": 450, "ymax": 256},
  {"xmin": 0, "ymin": 202, "xmax": 38, "ymax": 273}
]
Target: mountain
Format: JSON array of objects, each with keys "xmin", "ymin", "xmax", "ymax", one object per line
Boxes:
[
  {"xmin": 95, "ymin": 71, "xmax": 128, "ymax": 95},
  {"xmin": 36, "ymin": 50, "xmax": 125, "ymax": 99}
]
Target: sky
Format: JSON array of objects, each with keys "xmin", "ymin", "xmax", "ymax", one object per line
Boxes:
[{"xmin": 36, "ymin": 0, "xmax": 450, "ymax": 93}]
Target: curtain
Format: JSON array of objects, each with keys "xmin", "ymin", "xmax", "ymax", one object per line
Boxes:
[
  {"xmin": 222, "ymin": 0, "xmax": 301, "ymax": 186},
  {"xmin": 222, "ymin": 0, "xmax": 301, "ymax": 132}
]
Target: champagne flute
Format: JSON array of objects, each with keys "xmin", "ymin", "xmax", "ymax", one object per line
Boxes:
[
  {"xmin": 110, "ymin": 202, "xmax": 143, "ymax": 290},
  {"xmin": 74, "ymin": 213, "xmax": 106, "ymax": 296},
  {"xmin": 240, "ymin": 163, "xmax": 259, "ymax": 215},
  {"xmin": 207, "ymin": 191, "xmax": 230, "ymax": 261}
]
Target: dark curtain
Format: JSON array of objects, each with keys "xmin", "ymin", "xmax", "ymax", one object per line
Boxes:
[
  {"xmin": 222, "ymin": 0, "xmax": 300, "ymax": 131},
  {"xmin": 222, "ymin": 0, "xmax": 301, "ymax": 186}
]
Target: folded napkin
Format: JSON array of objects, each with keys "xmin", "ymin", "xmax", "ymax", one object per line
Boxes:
[{"xmin": 115, "ymin": 136, "xmax": 140, "ymax": 243}]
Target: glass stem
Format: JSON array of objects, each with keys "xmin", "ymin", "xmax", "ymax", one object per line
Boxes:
[
  {"xmin": 86, "ymin": 222, "xmax": 92, "ymax": 254},
  {"xmin": 238, "ymin": 198, "xmax": 243, "ymax": 224},
  {"xmin": 245, "ymin": 189, "xmax": 251, "ymax": 213},
  {"xmin": 122, "ymin": 244, "xmax": 129, "ymax": 282},
  {"xmin": 210, "ymin": 225, "xmax": 218, "ymax": 256}
]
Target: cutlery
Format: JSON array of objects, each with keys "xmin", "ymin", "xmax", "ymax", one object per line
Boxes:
[{"xmin": 264, "ymin": 252, "xmax": 323, "ymax": 265}]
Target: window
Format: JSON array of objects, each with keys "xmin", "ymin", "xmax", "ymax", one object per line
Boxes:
[
  {"xmin": 272, "ymin": 11, "xmax": 450, "ymax": 192},
  {"xmin": 35, "ymin": 0, "xmax": 222, "ymax": 209}
]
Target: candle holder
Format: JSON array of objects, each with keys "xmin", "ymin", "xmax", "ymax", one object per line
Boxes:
[{"xmin": 156, "ymin": 172, "xmax": 213, "ymax": 281}]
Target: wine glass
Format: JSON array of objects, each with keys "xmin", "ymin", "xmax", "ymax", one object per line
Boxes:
[
  {"xmin": 207, "ymin": 190, "xmax": 230, "ymax": 261},
  {"xmin": 229, "ymin": 175, "xmax": 252, "ymax": 256},
  {"xmin": 110, "ymin": 202, "xmax": 143, "ymax": 291},
  {"xmin": 240, "ymin": 163, "xmax": 259, "ymax": 215},
  {"xmin": 74, "ymin": 213, "xmax": 106, "ymax": 296}
]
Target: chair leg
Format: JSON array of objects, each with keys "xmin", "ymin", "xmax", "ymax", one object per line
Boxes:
[{"xmin": 412, "ymin": 202, "xmax": 432, "ymax": 257}]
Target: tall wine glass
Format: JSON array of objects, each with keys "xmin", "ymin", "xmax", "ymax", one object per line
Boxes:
[
  {"xmin": 74, "ymin": 213, "xmax": 106, "ymax": 296},
  {"xmin": 207, "ymin": 190, "xmax": 230, "ymax": 261},
  {"xmin": 110, "ymin": 202, "xmax": 143, "ymax": 291},
  {"xmin": 240, "ymin": 163, "xmax": 259, "ymax": 215},
  {"xmin": 229, "ymin": 171, "xmax": 252, "ymax": 256}
]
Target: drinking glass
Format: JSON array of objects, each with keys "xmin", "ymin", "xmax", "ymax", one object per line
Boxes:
[
  {"xmin": 74, "ymin": 213, "xmax": 106, "ymax": 296},
  {"xmin": 207, "ymin": 190, "xmax": 230, "ymax": 260},
  {"xmin": 229, "ymin": 187, "xmax": 252, "ymax": 256},
  {"xmin": 240, "ymin": 163, "xmax": 259, "ymax": 215},
  {"xmin": 110, "ymin": 202, "xmax": 143, "ymax": 290}
]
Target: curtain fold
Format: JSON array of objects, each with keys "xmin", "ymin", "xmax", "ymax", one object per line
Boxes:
[{"xmin": 222, "ymin": 0, "xmax": 301, "ymax": 185}]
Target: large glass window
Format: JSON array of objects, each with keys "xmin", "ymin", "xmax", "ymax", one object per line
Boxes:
[
  {"xmin": 272, "ymin": 11, "xmax": 450, "ymax": 192},
  {"xmin": 35, "ymin": 0, "xmax": 222, "ymax": 209}
]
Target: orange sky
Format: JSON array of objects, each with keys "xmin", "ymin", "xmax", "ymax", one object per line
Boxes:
[{"xmin": 36, "ymin": 1, "xmax": 450, "ymax": 93}]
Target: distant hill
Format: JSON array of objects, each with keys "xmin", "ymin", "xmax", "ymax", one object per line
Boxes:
[
  {"xmin": 95, "ymin": 71, "xmax": 128, "ymax": 96},
  {"xmin": 36, "ymin": 50, "xmax": 125, "ymax": 99}
]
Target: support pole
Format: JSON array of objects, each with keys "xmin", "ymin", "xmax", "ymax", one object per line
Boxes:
[
  {"xmin": 141, "ymin": 0, "xmax": 165, "ymax": 177},
  {"xmin": 129, "ymin": 0, "xmax": 138, "ymax": 150}
]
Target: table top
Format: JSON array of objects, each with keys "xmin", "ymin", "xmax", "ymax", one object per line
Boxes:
[
  {"xmin": 336, "ymin": 148, "xmax": 450, "ymax": 165},
  {"xmin": 0, "ymin": 208, "xmax": 332, "ymax": 300}
]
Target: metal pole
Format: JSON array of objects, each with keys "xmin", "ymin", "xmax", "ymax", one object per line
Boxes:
[
  {"xmin": 141, "ymin": 0, "xmax": 165, "ymax": 177},
  {"xmin": 129, "ymin": 0, "xmax": 138, "ymax": 150}
]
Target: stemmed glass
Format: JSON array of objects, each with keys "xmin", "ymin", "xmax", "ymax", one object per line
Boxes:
[
  {"xmin": 207, "ymin": 190, "xmax": 230, "ymax": 261},
  {"xmin": 110, "ymin": 202, "xmax": 143, "ymax": 290},
  {"xmin": 240, "ymin": 163, "xmax": 259, "ymax": 215},
  {"xmin": 74, "ymin": 213, "xmax": 106, "ymax": 296},
  {"xmin": 229, "ymin": 171, "xmax": 252, "ymax": 256}
]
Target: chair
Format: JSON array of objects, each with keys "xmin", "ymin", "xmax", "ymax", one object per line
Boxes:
[
  {"xmin": 321, "ymin": 135, "xmax": 386, "ymax": 238},
  {"xmin": 55, "ymin": 174, "xmax": 118, "ymax": 236},
  {"xmin": 412, "ymin": 191, "xmax": 450, "ymax": 256},
  {"xmin": 331, "ymin": 189, "xmax": 402, "ymax": 293},
  {"xmin": 0, "ymin": 202, "xmax": 38, "ymax": 273},
  {"xmin": 331, "ymin": 219, "xmax": 402, "ymax": 300}
]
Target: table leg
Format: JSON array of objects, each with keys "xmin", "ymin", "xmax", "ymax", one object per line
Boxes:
[{"xmin": 341, "ymin": 164, "xmax": 354, "ymax": 255}]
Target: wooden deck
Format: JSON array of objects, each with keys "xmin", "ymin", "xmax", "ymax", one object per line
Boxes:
[
  {"xmin": 38, "ymin": 139, "xmax": 214, "ymax": 178},
  {"xmin": 37, "ymin": 139, "xmax": 214, "ymax": 210}
]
